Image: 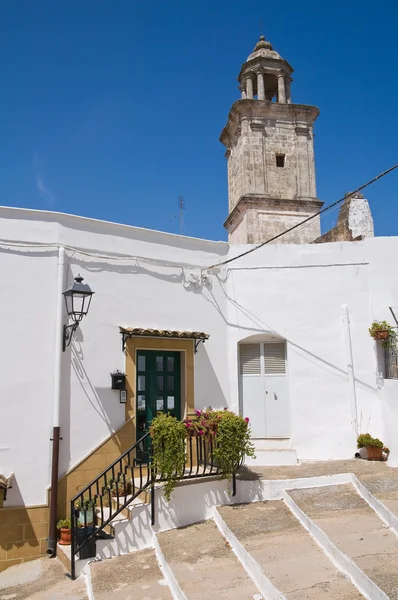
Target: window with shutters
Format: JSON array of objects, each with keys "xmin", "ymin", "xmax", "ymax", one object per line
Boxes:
[
  {"xmin": 263, "ymin": 342, "xmax": 286, "ymax": 375},
  {"xmin": 239, "ymin": 344, "xmax": 261, "ymax": 375}
]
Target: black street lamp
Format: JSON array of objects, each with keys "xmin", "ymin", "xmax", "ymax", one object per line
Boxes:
[{"xmin": 62, "ymin": 275, "xmax": 94, "ymax": 351}]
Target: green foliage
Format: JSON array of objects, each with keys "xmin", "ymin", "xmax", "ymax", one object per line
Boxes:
[
  {"xmin": 368, "ymin": 320, "xmax": 397, "ymax": 346},
  {"xmin": 57, "ymin": 518, "xmax": 71, "ymax": 530},
  {"xmin": 357, "ymin": 433, "xmax": 384, "ymax": 449},
  {"xmin": 211, "ymin": 410, "xmax": 256, "ymax": 481},
  {"xmin": 75, "ymin": 497, "xmax": 96, "ymax": 510},
  {"xmin": 150, "ymin": 412, "xmax": 187, "ymax": 501}
]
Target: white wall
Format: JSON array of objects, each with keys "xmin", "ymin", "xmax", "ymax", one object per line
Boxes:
[
  {"xmin": 0, "ymin": 208, "xmax": 229, "ymax": 505},
  {"xmin": 1, "ymin": 206, "xmax": 397, "ymax": 506}
]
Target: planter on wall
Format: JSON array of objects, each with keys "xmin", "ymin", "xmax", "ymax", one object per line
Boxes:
[
  {"xmin": 365, "ymin": 446, "xmax": 383, "ymax": 461},
  {"xmin": 373, "ymin": 330, "xmax": 389, "ymax": 340},
  {"xmin": 58, "ymin": 527, "xmax": 72, "ymax": 545}
]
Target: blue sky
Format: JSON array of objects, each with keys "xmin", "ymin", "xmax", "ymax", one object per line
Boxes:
[{"xmin": 1, "ymin": 0, "xmax": 397, "ymax": 241}]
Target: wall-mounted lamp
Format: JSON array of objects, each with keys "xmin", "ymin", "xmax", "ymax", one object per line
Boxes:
[{"xmin": 62, "ymin": 275, "xmax": 94, "ymax": 351}]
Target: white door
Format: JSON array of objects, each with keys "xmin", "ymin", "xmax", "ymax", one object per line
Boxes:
[{"xmin": 240, "ymin": 342, "xmax": 290, "ymax": 439}]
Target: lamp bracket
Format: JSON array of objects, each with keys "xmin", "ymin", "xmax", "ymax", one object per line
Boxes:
[{"xmin": 62, "ymin": 322, "xmax": 79, "ymax": 352}]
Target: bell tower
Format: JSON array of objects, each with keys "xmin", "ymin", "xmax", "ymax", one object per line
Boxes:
[{"xmin": 220, "ymin": 36, "xmax": 323, "ymax": 244}]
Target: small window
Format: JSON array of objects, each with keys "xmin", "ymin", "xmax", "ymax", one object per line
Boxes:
[{"xmin": 276, "ymin": 154, "xmax": 285, "ymax": 168}]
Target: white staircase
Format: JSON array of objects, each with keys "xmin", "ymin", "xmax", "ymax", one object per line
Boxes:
[{"xmin": 58, "ymin": 470, "xmax": 398, "ymax": 599}]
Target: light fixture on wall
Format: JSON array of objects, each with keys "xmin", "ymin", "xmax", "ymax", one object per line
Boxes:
[{"xmin": 62, "ymin": 275, "xmax": 94, "ymax": 351}]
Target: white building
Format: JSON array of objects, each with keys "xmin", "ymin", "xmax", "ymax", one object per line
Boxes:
[{"xmin": 0, "ymin": 35, "xmax": 397, "ymax": 572}]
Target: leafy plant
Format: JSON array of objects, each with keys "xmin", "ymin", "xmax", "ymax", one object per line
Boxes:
[
  {"xmin": 75, "ymin": 497, "xmax": 95, "ymax": 510},
  {"xmin": 150, "ymin": 412, "xmax": 186, "ymax": 501},
  {"xmin": 211, "ymin": 410, "xmax": 255, "ymax": 481},
  {"xmin": 57, "ymin": 518, "xmax": 71, "ymax": 530},
  {"xmin": 369, "ymin": 321, "xmax": 397, "ymax": 346},
  {"xmin": 110, "ymin": 477, "xmax": 131, "ymax": 496},
  {"xmin": 184, "ymin": 408, "xmax": 255, "ymax": 484},
  {"xmin": 383, "ymin": 447, "xmax": 390, "ymax": 454},
  {"xmin": 357, "ymin": 433, "xmax": 384, "ymax": 449}
]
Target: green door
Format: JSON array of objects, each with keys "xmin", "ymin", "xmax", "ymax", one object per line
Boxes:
[{"xmin": 136, "ymin": 350, "xmax": 181, "ymax": 462}]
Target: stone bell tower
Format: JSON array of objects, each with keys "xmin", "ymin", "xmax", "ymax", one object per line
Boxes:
[{"xmin": 220, "ymin": 36, "xmax": 323, "ymax": 244}]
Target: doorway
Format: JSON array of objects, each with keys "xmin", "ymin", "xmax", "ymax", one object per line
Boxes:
[
  {"xmin": 239, "ymin": 341, "xmax": 290, "ymax": 438},
  {"xmin": 136, "ymin": 350, "xmax": 181, "ymax": 460}
]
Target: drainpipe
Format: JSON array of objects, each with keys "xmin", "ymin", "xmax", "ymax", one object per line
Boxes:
[
  {"xmin": 47, "ymin": 247, "xmax": 65, "ymax": 556},
  {"xmin": 342, "ymin": 305, "xmax": 358, "ymax": 435}
]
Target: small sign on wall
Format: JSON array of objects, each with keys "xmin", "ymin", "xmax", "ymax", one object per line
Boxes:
[{"xmin": 120, "ymin": 390, "xmax": 127, "ymax": 404}]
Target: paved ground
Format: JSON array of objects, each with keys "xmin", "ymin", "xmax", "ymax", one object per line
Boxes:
[
  {"xmin": 90, "ymin": 549, "xmax": 172, "ymax": 600},
  {"xmin": 3, "ymin": 460, "xmax": 398, "ymax": 599},
  {"xmin": 239, "ymin": 458, "xmax": 398, "ymax": 482},
  {"xmin": 218, "ymin": 500, "xmax": 363, "ymax": 599},
  {"xmin": 0, "ymin": 557, "xmax": 87, "ymax": 600},
  {"xmin": 157, "ymin": 520, "xmax": 261, "ymax": 599},
  {"xmin": 289, "ymin": 483, "xmax": 398, "ymax": 599}
]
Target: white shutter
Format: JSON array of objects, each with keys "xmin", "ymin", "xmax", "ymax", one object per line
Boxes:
[
  {"xmin": 264, "ymin": 343, "xmax": 286, "ymax": 375},
  {"xmin": 240, "ymin": 344, "xmax": 261, "ymax": 375}
]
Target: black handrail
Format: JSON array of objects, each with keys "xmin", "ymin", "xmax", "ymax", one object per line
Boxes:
[
  {"xmin": 70, "ymin": 432, "xmax": 151, "ymax": 579},
  {"xmin": 69, "ymin": 431, "xmax": 237, "ymax": 579}
]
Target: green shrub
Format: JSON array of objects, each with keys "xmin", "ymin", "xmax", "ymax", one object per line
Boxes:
[
  {"xmin": 57, "ymin": 518, "xmax": 71, "ymax": 530},
  {"xmin": 211, "ymin": 410, "xmax": 255, "ymax": 481},
  {"xmin": 150, "ymin": 412, "xmax": 186, "ymax": 501},
  {"xmin": 357, "ymin": 433, "xmax": 384, "ymax": 449}
]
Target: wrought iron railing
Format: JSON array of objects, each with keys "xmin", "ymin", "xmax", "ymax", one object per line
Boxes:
[
  {"xmin": 69, "ymin": 432, "xmax": 234, "ymax": 579},
  {"xmin": 385, "ymin": 345, "xmax": 398, "ymax": 379}
]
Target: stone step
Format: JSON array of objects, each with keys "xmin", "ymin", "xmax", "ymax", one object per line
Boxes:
[
  {"xmin": 89, "ymin": 548, "xmax": 173, "ymax": 600},
  {"xmin": 156, "ymin": 519, "xmax": 262, "ymax": 599},
  {"xmin": 358, "ymin": 470, "xmax": 398, "ymax": 517},
  {"xmin": 245, "ymin": 448, "xmax": 297, "ymax": 466},
  {"xmin": 218, "ymin": 500, "xmax": 364, "ymax": 599},
  {"xmin": 288, "ymin": 483, "xmax": 398, "ymax": 598}
]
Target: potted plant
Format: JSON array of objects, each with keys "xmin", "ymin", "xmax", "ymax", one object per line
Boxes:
[
  {"xmin": 76, "ymin": 498, "xmax": 95, "ymax": 527},
  {"xmin": 57, "ymin": 518, "xmax": 71, "ymax": 545},
  {"xmin": 369, "ymin": 320, "xmax": 397, "ymax": 345},
  {"xmin": 357, "ymin": 433, "xmax": 384, "ymax": 461},
  {"xmin": 110, "ymin": 477, "xmax": 131, "ymax": 497},
  {"xmin": 383, "ymin": 447, "xmax": 390, "ymax": 461},
  {"xmin": 150, "ymin": 412, "xmax": 187, "ymax": 500}
]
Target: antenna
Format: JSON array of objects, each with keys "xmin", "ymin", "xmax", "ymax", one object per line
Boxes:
[
  {"xmin": 260, "ymin": 18, "xmax": 263, "ymax": 37},
  {"xmin": 178, "ymin": 196, "xmax": 185, "ymax": 235}
]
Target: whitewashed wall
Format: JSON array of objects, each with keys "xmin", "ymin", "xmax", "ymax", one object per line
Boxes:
[
  {"xmin": 0, "ymin": 206, "xmax": 397, "ymax": 506},
  {"xmin": 0, "ymin": 208, "xmax": 229, "ymax": 505}
]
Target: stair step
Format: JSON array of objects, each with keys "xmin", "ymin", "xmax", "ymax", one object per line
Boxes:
[
  {"xmin": 218, "ymin": 500, "xmax": 364, "ymax": 599},
  {"xmin": 156, "ymin": 520, "xmax": 262, "ymax": 599},
  {"xmin": 90, "ymin": 548, "xmax": 173, "ymax": 599},
  {"xmin": 245, "ymin": 448, "xmax": 298, "ymax": 466},
  {"xmin": 288, "ymin": 483, "xmax": 398, "ymax": 598},
  {"xmin": 358, "ymin": 472, "xmax": 398, "ymax": 517}
]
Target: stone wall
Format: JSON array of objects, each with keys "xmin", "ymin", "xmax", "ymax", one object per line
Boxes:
[
  {"xmin": 0, "ymin": 505, "xmax": 49, "ymax": 572},
  {"xmin": 314, "ymin": 193, "xmax": 374, "ymax": 244}
]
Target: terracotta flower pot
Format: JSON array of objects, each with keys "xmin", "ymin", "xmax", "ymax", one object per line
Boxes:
[
  {"xmin": 59, "ymin": 527, "xmax": 72, "ymax": 545},
  {"xmin": 366, "ymin": 446, "xmax": 383, "ymax": 461},
  {"xmin": 374, "ymin": 330, "xmax": 389, "ymax": 340}
]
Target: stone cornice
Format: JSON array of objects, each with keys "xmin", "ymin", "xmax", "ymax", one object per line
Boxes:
[
  {"xmin": 224, "ymin": 194, "xmax": 324, "ymax": 230},
  {"xmin": 220, "ymin": 99, "xmax": 320, "ymax": 148}
]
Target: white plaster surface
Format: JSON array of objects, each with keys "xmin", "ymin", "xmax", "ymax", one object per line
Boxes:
[{"xmin": 348, "ymin": 197, "xmax": 374, "ymax": 239}]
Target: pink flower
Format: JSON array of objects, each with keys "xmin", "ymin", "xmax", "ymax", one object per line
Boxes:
[
  {"xmin": 195, "ymin": 410, "xmax": 201, "ymax": 416},
  {"xmin": 245, "ymin": 417, "xmax": 250, "ymax": 423},
  {"xmin": 198, "ymin": 429, "xmax": 204, "ymax": 435}
]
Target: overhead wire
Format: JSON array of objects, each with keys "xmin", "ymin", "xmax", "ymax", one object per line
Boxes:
[
  {"xmin": 1, "ymin": 163, "xmax": 397, "ymax": 275},
  {"xmin": 205, "ymin": 163, "xmax": 398, "ymax": 271}
]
